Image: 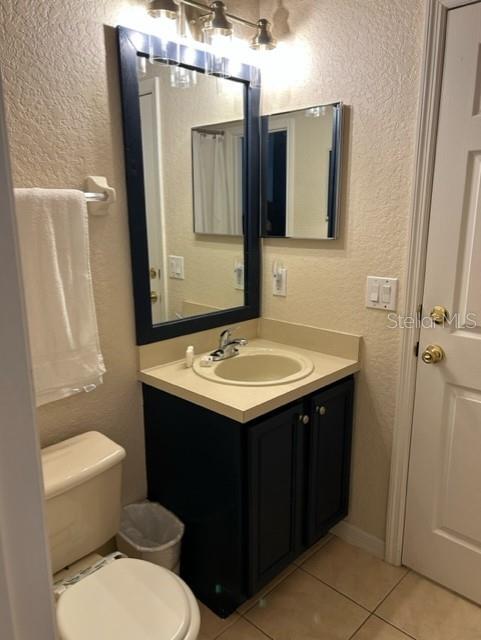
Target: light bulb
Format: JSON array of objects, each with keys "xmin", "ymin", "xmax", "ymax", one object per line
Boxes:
[
  {"xmin": 149, "ymin": 5, "xmax": 180, "ymax": 64},
  {"xmin": 137, "ymin": 56, "xmax": 147, "ymax": 78},
  {"xmin": 211, "ymin": 33, "xmax": 231, "ymax": 54},
  {"xmin": 170, "ymin": 66, "xmax": 197, "ymax": 89},
  {"xmin": 153, "ymin": 13, "xmax": 178, "ymax": 39},
  {"xmin": 204, "ymin": 31, "xmax": 232, "ymax": 78}
]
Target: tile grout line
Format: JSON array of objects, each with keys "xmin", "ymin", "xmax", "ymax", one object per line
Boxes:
[
  {"xmin": 372, "ymin": 570, "xmax": 418, "ymax": 640},
  {"xmin": 374, "ymin": 568, "xmax": 411, "ymax": 612},
  {"xmin": 292, "ymin": 534, "xmax": 335, "ymax": 567},
  {"xmin": 210, "ymin": 613, "xmax": 242, "ymax": 640},
  {"xmin": 238, "ymin": 533, "xmax": 336, "ymax": 618},
  {"xmin": 237, "ymin": 566, "xmax": 298, "ymax": 615},
  {"xmin": 211, "ymin": 560, "xmax": 414, "ymax": 640},
  {"xmin": 372, "ymin": 614, "xmax": 418, "ymax": 640},
  {"xmin": 346, "ymin": 613, "xmax": 375, "ymax": 640},
  {"xmin": 233, "ymin": 536, "xmax": 335, "ymax": 629},
  {"xmin": 344, "ymin": 612, "xmax": 418, "ymax": 640},
  {"xmin": 239, "ymin": 615, "xmax": 276, "ymax": 640},
  {"xmin": 219, "ymin": 537, "xmax": 413, "ymax": 640},
  {"xmin": 297, "ymin": 565, "xmax": 372, "ymax": 614}
]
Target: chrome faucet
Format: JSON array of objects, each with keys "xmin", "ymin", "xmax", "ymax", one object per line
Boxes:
[{"xmin": 210, "ymin": 328, "xmax": 248, "ymax": 361}]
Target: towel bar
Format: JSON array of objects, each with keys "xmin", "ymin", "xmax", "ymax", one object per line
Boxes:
[
  {"xmin": 85, "ymin": 176, "xmax": 116, "ymax": 215},
  {"xmin": 84, "ymin": 191, "xmax": 108, "ymax": 202}
]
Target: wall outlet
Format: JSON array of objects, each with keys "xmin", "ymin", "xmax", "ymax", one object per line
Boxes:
[
  {"xmin": 168, "ymin": 255, "xmax": 185, "ymax": 280},
  {"xmin": 272, "ymin": 261, "xmax": 287, "ymax": 297},
  {"xmin": 366, "ymin": 276, "xmax": 398, "ymax": 310},
  {"xmin": 234, "ymin": 259, "xmax": 244, "ymax": 290}
]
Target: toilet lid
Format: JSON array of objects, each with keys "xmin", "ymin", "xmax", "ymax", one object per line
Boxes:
[{"xmin": 56, "ymin": 558, "xmax": 193, "ymax": 640}]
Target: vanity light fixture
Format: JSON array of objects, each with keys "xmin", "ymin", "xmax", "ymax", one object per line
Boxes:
[
  {"xmin": 250, "ymin": 18, "xmax": 277, "ymax": 51},
  {"xmin": 148, "ymin": 0, "xmax": 179, "ymax": 20},
  {"xmin": 170, "ymin": 1, "xmax": 198, "ymax": 87},
  {"xmin": 148, "ymin": 0, "xmax": 277, "ymax": 51},
  {"xmin": 201, "ymin": 1, "xmax": 233, "ymax": 36},
  {"xmin": 201, "ymin": 2, "xmax": 232, "ymax": 77}
]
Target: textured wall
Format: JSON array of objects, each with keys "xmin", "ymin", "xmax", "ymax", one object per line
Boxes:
[
  {"xmin": 0, "ymin": 0, "xmax": 149, "ymax": 504},
  {"xmin": 258, "ymin": 0, "xmax": 425, "ymax": 540}
]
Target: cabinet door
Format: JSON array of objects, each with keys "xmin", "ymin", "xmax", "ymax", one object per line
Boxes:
[
  {"xmin": 247, "ymin": 402, "xmax": 304, "ymax": 594},
  {"xmin": 306, "ymin": 377, "xmax": 354, "ymax": 546}
]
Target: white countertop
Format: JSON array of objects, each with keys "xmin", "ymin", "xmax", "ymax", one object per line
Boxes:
[{"xmin": 139, "ymin": 339, "xmax": 360, "ymax": 423}]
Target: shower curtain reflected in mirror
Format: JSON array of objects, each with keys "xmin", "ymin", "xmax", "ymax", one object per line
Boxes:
[{"xmin": 192, "ymin": 129, "xmax": 243, "ymax": 235}]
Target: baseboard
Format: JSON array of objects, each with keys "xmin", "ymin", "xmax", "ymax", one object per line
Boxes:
[{"xmin": 330, "ymin": 520, "xmax": 386, "ymax": 560}]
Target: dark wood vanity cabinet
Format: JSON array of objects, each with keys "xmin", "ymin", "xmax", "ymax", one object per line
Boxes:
[
  {"xmin": 142, "ymin": 376, "xmax": 354, "ymax": 617},
  {"xmin": 306, "ymin": 379, "xmax": 355, "ymax": 546},
  {"xmin": 247, "ymin": 402, "xmax": 305, "ymax": 594}
]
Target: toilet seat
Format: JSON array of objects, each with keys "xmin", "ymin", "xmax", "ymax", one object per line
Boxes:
[{"xmin": 56, "ymin": 558, "xmax": 200, "ymax": 640}]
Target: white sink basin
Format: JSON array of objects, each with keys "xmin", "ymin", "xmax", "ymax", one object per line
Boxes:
[{"xmin": 193, "ymin": 347, "xmax": 314, "ymax": 386}]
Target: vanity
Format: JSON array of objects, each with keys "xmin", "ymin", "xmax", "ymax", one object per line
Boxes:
[
  {"xmin": 116, "ymin": 24, "xmax": 357, "ymax": 619},
  {"xmin": 139, "ymin": 334, "xmax": 359, "ymax": 616}
]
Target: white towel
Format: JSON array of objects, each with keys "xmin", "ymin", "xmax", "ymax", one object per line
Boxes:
[{"xmin": 14, "ymin": 188, "xmax": 106, "ymax": 406}]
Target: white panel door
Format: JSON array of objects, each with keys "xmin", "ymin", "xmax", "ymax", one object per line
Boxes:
[{"xmin": 404, "ymin": 2, "xmax": 481, "ymax": 604}]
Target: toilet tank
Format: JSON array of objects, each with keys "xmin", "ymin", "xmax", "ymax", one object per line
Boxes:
[{"xmin": 41, "ymin": 431, "xmax": 126, "ymax": 574}]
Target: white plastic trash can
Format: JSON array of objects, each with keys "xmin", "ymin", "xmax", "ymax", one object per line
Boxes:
[{"xmin": 116, "ymin": 501, "xmax": 184, "ymax": 574}]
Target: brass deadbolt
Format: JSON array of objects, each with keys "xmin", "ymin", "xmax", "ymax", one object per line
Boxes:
[
  {"xmin": 150, "ymin": 291, "xmax": 159, "ymax": 303},
  {"xmin": 430, "ymin": 306, "xmax": 449, "ymax": 324}
]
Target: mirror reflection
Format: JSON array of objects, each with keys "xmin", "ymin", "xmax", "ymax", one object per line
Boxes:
[
  {"xmin": 192, "ymin": 120, "xmax": 244, "ymax": 236},
  {"xmin": 262, "ymin": 103, "xmax": 343, "ymax": 240},
  {"xmin": 138, "ymin": 61, "xmax": 245, "ymax": 325}
]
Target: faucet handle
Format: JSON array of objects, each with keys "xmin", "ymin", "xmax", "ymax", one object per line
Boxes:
[{"xmin": 219, "ymin": 328, "xmax": 233, "ymax": 348}]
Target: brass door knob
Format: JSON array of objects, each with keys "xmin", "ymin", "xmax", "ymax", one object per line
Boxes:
[
  {"xmin": 150, "ymin": 291, "xmax": 159, "ymax": 303},
  {"xmin": 430, "ymin": 305, "xmax": 449, "ymax": 324},
  {"xmin": 422, "ymin": 344, "xmax": 445, "ymax": 364}
]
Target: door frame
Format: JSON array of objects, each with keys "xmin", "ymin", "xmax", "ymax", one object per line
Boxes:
[
  {"xmin": 385, "ymin": 0, "xmax": 480, "ymax": 565},
  {"xmin": 0, "ymin": 74, "xmax": 57, "ymax": 638}
]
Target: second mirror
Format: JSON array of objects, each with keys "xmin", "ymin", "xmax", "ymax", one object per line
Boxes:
[{"xmin": 261, "ymin": 103, "xmax": 343, "ymax": 240}]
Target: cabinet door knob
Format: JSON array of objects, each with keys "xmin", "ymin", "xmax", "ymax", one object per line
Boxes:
[
  {"xmin": 315, "ymin": 406, "xmax": 327, "ymax": 416},
  {"xmin": 299, "ymin": 414, "xmax": 310, "ymax": 425}
]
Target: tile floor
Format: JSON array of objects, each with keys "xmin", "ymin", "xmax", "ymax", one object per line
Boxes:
[{"xmin": 197, "ymin": 535, "xmax": 481, "ymax": 640}]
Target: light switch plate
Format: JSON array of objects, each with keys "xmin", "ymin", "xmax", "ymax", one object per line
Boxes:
[
  {"xmin": 168, "ymin": 255, "xmax": 184, "ymax": 280},
  {"xmin": 272, "ymin": 263, "xmax": 287, "ymax": 297},
  {"xmin": 366, "ymin": 276, "xmax": 398, "ymax": 310}
]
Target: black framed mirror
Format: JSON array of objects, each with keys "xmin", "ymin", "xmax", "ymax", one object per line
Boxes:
[{"xmin": 116, "ymin": 27, "xmax": 260, "ymax": 344}]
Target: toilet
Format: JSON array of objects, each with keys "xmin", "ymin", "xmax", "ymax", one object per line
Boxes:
[{"xmin": 41, "ymin": 431, "xmax": 200, "ymax": 640}]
